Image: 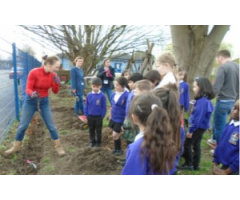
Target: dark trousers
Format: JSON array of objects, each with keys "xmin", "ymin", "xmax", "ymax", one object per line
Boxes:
[
  {"xmin": 183, "ymin": 128, "xmax": 205, "ymax": 167},
  {"xmin": 88, "ymin": 116, "xmax": 102, "ymax": 145}
]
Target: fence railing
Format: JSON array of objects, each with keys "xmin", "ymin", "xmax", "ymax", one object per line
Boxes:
[{"xmin": 0, "ymin": 38, "xmax": 41, "ymax": 141}]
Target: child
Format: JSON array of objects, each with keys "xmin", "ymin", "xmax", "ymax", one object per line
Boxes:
[
  {"xmin": 121, "ymin": 94, "xmax": 177, "ymax": 175},
  {"xmin": 84, "ymin": 78, "xmax": 107, "ymax": 147},
  {"xmin": 133, "ymin": 80, "xmax": 152, "ymax": 96},
  {"xmin": 122, "ymin": 80, "xmax": 152, "ymax": 145},
  {"xmin": 155, "ymin": 53, "xmax": 178, "ymax": 89},
  {"xmin": 180, "ymin": 77, "xmax": 215, "ymax": 170},
  {"xmin": 125, "ymin": 73, "xmax": 143, "ymax": 119},
  {"xmin": 178, "ymin": 68, "xmax": 190, "ymax": 127},
  {"xmin": 109, "ymin": 77, "xmax": 129, "ymax": 156},
  {"xmin": 143, "ymin": 70, "xmax": 161, "ymax": 90},
  {"xmin": 152, "ymin": 85, "xmax": 184, "ymax": 171},
  {"xmin": 212, "ymin": 99, "xmax": 239, "ymax": 175},
  {"xmin": 121, "ymin": 70, "xmax": 130, "ymax": 80}
]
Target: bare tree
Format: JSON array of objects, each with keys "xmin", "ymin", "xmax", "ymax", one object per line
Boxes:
[
  {"xmin": 21, "ymin": 44, "xmax": 36, "ymax": 57},
  {"xmin": 171, "ymin": 25, "xmax": 230, "ymax": 97},
  {"xmin": 20, "ymin": 25, "xmax": 167, "ymax": 75}
]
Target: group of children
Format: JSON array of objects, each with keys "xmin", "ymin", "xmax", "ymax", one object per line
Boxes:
[{"xmin": 82, "ymin": 52, "xmax": 239, "ymax": 175}]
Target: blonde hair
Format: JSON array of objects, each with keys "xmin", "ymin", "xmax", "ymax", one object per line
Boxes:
[
  {"xmin": 156, "ymin": 53, "xmax": 178, "ymax": 83},
  {"xmin": 135, "ymin": 80, "xmax": 152, "ymax": 92},
  {"xmin": 102, "ymin": 58, "xmax": 110, "ymax": 66},
  {"xmin": 74, "ymin": 56, "xmax": 84, "ymax": 64},
  {"xmin": 42, "ymin": 55, "xmax": 60, "ymax": 65}
]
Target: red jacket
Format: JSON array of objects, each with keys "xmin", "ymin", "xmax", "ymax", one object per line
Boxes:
[{"xmin": 26, "ymin": 66, "xmax": 60, "ymax": 98}]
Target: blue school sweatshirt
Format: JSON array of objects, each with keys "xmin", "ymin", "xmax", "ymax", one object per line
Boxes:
[
  {"xmin": 70, "ymin": 67, "xmax": 85, "ymax": 95},
  {"xmin": 121, "ymin": 136, "xmax": 176, "ymax": 175},
  {"xmin": 84, "ymin": 91, "xmax": 107, "ymax": 118},
  {"xmin": 111, "ymin": 91, "xmax": 129, "ymax": 123},
  {"xmin": 125, "ymin": 91, "xmax": 134, "ymax": 118},
  {"xmin": 213, "ymin": 120, "xmax": 239, "ymax": 173},
  {"xmin": 189, "ymin": 97, "xmax": 213, "ymax": 134},
  {"xmin": 175, "ymin": 127, "xmax": 185, "ymax": 167},
  {"xmin": 179, "ymin": 81, "xmax": 190, "ymax": 112}
]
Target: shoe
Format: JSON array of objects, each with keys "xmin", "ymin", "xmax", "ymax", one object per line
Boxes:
[
  {"xmin": 53, "ymin": 139, "xmax": 65, "ymax": 157},
  {"xmin": 194, "ymin": 166, "xmax": 200, "ymax": 171},
  {"xmin": 178, "ymin": 164, "xmax": 193, "ymax": 170},
  {"xmin": 112, "ymin": 150, "xmax": 117, "ymax": 154},
  {"xmin": 95, "ymin": 143, "xmax": 100, "ymax": 148},
  {"xmin": 4, "ymin": 141, "xmax": 23, "ymax": 156},
  {"xmin": 89, "ymin": 143, "xmax": 95, "ymax": 147},
  {"xmin": 114, "ymin": 150, "xmax": 123, "ymax": 156},
  {"xmin": 210, "ymin": 149, "xmax": 215, "ymax": 155}
]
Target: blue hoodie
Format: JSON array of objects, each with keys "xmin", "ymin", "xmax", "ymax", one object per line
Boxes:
[
  {"xmin": 189, "ymin": 97, "xmax": 213, "ymax": 134},
  {"xmin": 70, "ymin": 67, "xmax": 85, "ymax": 95},
  {"xmin": 179, "ymin": 81, "xmax": 190, "ymax": 112},
  {"xmin": 213, "ymin": 120, "xmax": 239, "ymax": 173}
]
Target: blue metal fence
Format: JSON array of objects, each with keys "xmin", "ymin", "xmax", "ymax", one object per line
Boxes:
[{"xmin": 0, "ymin": 38, "xmax": 41, "ymax": 141}]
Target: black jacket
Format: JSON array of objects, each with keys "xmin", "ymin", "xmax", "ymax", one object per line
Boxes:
[{"xmin": 97, "ymin": 66, "xmax": 115, "ymax": 89}]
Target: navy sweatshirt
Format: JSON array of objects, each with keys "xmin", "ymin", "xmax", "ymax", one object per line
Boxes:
[
  {"xmin": 189, "ymin": 97, "xmax": 213, "ymax": 134},
  {"xmin": 84, "ymin": 92, "xmax": 107, "ymax": 118},
  {"xmin": 110, "ymin": 91, "xmax": 129, "ymax": 123},
  {"xmin": 70, "ymin": 67, "xmax": 85, "ymax": 95},
  {"xmin": 213, "ymin": 120, "xmax": 239, "ymax": 173},
  {"xmin": 121, "ymin": 136, "xmax": 176, "ymax": 175},
  {"xmin": 179, "ymin": 81, "xmax": 190, "ymax": 112}
]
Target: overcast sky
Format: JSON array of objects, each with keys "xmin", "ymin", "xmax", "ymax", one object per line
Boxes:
[{"xmin": 0, "ymin": 25, "xmax": 239, "ymax": 61}]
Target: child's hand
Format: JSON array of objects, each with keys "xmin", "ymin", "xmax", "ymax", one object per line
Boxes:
[
  {"xmin": 112, "ymin": 131, "xmax": 120, "ymax": 140},
  {"xmin": 186, "ymin": 132, "xmax": 192, "ymax": 138}
]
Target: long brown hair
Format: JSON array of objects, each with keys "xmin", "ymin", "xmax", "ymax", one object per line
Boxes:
[
  {"xmin": 152, "ymin": 87, "xmax": 181, "ymax": 153},
  {"xmin": 129, "ymin": 94, "xmax": 177, "ymax": 174}
]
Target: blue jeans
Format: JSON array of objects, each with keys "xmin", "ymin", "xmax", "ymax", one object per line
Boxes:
[
  {"xmin": 15, "ymin": 95, "xmax": 59, "ymax": 141},
  {"xmin": 75, "ymin": 94, "xmax": 84, "ymax": 115},
  {"xmin": 101, "ymin": 86, "xmax": 112, "ymax": 104},
  {"xmin": 213, "ymin": 100, "xmax": 234, "ymax": 143}
]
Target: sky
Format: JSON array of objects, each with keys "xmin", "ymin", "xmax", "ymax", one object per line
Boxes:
[{"xmin": 0, "ymin": 25, "xmax": 239, "ymax": 61}]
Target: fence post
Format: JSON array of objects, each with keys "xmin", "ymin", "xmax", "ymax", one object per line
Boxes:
[
  {"xmin": 25, "ymin": 52, "xmax": 29, "ymax": 75},
  {"xmin": 12, "ymin": 43, "xmax": 20, "ymax": 121}
]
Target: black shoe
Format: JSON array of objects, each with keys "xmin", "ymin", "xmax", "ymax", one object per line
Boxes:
[
  {"xmin": 194, "ymin": 166, "xmax": 200, "ymax": 171},
  {"xmin": 89, "ymin": 143, "xmax": 95, "ymax": 147},
  {"xmin": 112, "ymin": 150, "xmax": 117, "ymax": 154},
  {"xmin": 95, "ymin": 143, "xmax": 100, "ymax": 148},
  {"xmin": 114, "ymin": 150, "xmax": 123, "ymax": 156},
  {"xmin": 178, "ymin": 164, "xmax": 193, "ymax": 170}
]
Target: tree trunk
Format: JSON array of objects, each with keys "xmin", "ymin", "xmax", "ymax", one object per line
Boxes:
[{"xmin": 171, "ymin": 25, "xmax": 230, "ymax": 99}]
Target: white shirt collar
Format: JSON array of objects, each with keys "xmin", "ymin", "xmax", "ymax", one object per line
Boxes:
[
  {"xmin": 156, "ymin": 72, "xmax": 176, "ymax": 89},
  {"xmin": 229, "ymin": 120, "xmax": 240, "ymax": 126},
  {"xmin": 134, "ymin": 131, "xmax": 144, "ymax": 142},
  {"xmin": 92, "ymin": 91, "xmax": 101, "ymax": 94},
  {"xmin": 179, "ymin": 80, "xmax": 184, "ymax": 83}
]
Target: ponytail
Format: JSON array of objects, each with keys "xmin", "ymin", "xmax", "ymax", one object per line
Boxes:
[
  {"xmin": 142, "ymin": 106, "xmax": 176, "ymax": 174},
  {"xmin": 129, "ymin": 94, "xmax": 177, "ymax": 174}
]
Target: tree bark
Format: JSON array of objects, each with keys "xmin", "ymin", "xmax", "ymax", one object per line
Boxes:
[{"xmin": 171, "ymin": 25, "xmax": 230, "ymax": 98}]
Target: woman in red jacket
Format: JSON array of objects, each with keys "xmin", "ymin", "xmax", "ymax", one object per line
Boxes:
[{"xmin": 4, "ymin": 55, "xmax": 65, "ymax": 157}]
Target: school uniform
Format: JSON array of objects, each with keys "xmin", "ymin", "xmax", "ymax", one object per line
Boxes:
[
  {"xmin": 175, "ymin": 127, "xmax": 185, "ymax": 167},
  {"xmin": 179, "ymin": 80, "xmax": 190, "ymax": 112},
  {"xmin": 109, "ymin": 90, "xmax": 129, "ymax": 152},
  {"xmin": 183, "ymin": 97, "xmax": 213, "ymax": 168},
  {"xmin": 213, "ymin": 120, "xmax": 239, "ymax": 175},
  {"xmin": 84, "ymin": 91, "xmax": 107, "ymax": 146},
  {"xmin": 121, "ymin": 132, "xmax": 177, "ymax": 175}
]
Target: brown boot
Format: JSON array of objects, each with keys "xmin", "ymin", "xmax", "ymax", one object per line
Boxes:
[
  {"xmin": 53, "ymin": 139, "xmax": 65, "ymax": 157},
  {"xmin": 4, "ymin": 141, "xmax": 23, "ymax": 156}
]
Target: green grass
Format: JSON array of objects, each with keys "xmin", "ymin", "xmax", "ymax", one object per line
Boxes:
[
  {"xmin": 43, "ymin": 156, "xmax": 51, "ymax": 164},
  {"xmin": 59, "ymin": 130, "xmax": 69, "ymax": 135},
  {"xmin": 67, "ymin": 146, "xmax": 78, "ymax": 153},
  {"xmin": 42, "ymin": 165, "xmax": 55, "ymax": 173}
]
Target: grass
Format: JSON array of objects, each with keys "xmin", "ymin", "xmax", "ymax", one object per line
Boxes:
[
  {"xmin": 41, "ymin": 165, "xmax": 55, "ymax": 173},
  {"xmin": 67, "ymin": 146, "xmax": 78, "ymax": 153},
  {"xmin": 60, "ymin": 130, "xmax": 69, "ymax": 135},
  {"xmin": 43, "ymin": 156, "xmax": 51, "ymax": 164}
]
